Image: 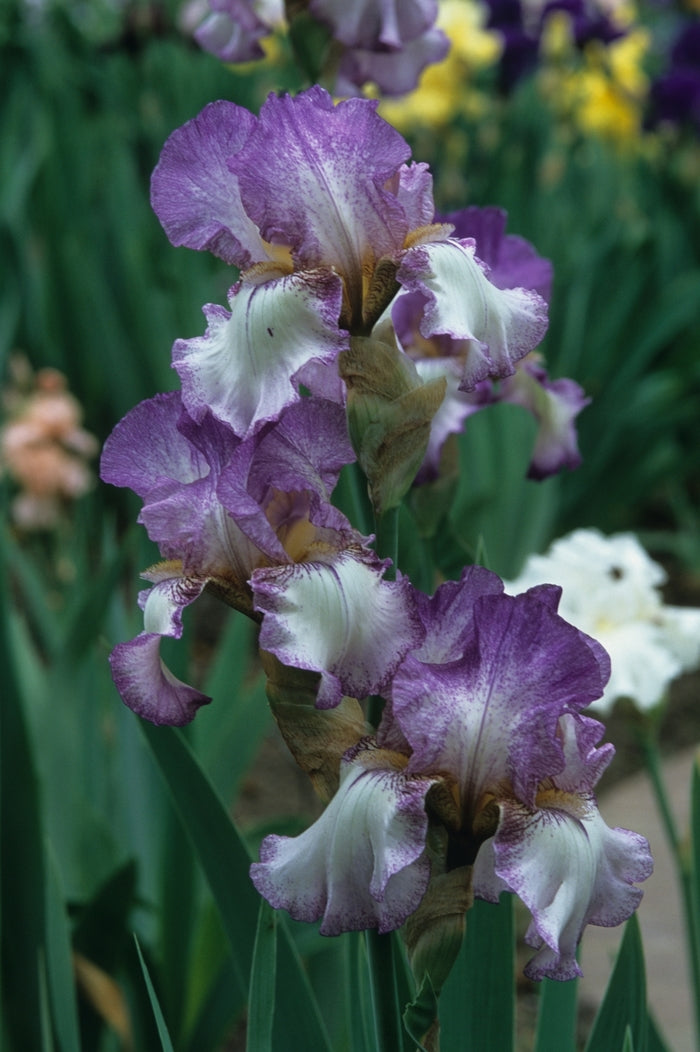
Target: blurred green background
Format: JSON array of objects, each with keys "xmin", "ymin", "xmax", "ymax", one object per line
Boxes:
[{"xmin": 2, "ymin": 0, "xmax": 700, "ymax": 1047}]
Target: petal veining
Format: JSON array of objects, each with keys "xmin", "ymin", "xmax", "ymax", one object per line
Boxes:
[
  {"xmin": 250, "ymin": 739, "xmax": 435, "ymax": 934},
  {"xmin": 173, "ymin": 269, "xmax": 346, "ymax": 438},
  {"xmin": 253, "ymin": 552, "xmax": 424, "ymax": 708}
]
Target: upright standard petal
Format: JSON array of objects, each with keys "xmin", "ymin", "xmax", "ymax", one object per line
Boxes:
[
  {"xmin": 392, "ymin": 588, "xmax": 609, "ymax": 809},
  {"xmin": 250, "ymin": 739, "xmax": 436, "ymax": 934},
  {"xmin": 229, "ymin": 87, "xmax": 413, "ymax": 319},
  {"xmin": 253, "ymin": 552, "xmax": 424, "ymax": 708},
  {"xmin": 173, "ymin": 269, "xmax": 347, "ymax": 438},
  {"xmin": 235, "ymin": 396, "xmax": 355, "ymax": 504},
  {"xmin": 396, "ymin": 238, "xmax": 549, "ymax": 389},
  {"xmin": 151, "ymin": 100, "xmax": 268, "ymax": 268},
  {"xmin": 309, "ymin": 0, "xmax": 438, "ymax": 50},
  {"xmin": 100, "ymin": 391, "xmax": 210, "ymax": 499}
]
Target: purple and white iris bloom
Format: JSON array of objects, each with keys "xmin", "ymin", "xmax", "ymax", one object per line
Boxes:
[
  {"xmin": 193, "ymin": 0, "xmax": 284, "ymax": 64},
  {"xmin": 151, "ymin": 88, "xmax": 548, "ymax": 440},
  {"xmin": 191, "ymin": 0, "xmax": 448, "ymax": 96},
  {"xmin": 100, "ymin": 391, "xmax": 423, "ymax": 723},
  {"xmin": 251, "ymin": 567, "xmax": 652, "ymax": 979},
  {"xmin": 393, "ymin": 205, "xmax": 588, "ymax": 482}
]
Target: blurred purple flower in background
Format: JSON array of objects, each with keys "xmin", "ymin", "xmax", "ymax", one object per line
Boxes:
[
  {"xmin": 484, "ymin": 0, "xmax": 629, "ymax": 90},
  {"xmin": 190, "ymin": 0, "xmax": 450, "ymax": 95},
  {"xmin": 649, "ymin": 18, "xmax": 700, "ymax": 133}
]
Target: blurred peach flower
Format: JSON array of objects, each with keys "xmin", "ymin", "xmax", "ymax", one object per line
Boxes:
[{"xmin": 1, "ymin": 357, "xmax": 99, "ymax": 529}]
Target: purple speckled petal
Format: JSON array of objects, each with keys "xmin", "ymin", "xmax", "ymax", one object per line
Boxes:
[
  {"xmin": 499, "ymin": 355, "xmax": 590, "ymax": 480},
  {"xmin": 391, "ymin": 163, "xmax": 437, "ymax": 231},
  {"xmin": 141, "ymin": 469, "xmax": 265, "ymax": 575},
  {"xmin": 473, "ymin": 796, "xmax": 653, "ymax": 980},
  {"xmin": 229, "ymin": 88, "xmax": 411, "ymax": 307},
  {"xmin": 253, "ymin": 553, "xmax": 424, "ymax": 708},
  {"xmin": 336, "ymin": 27, "xmax": 450, "ymax": 96},
  {"xmin": 238, "ymin": 396, "xmax": 354, "ymax": 503},
  {"xmin": 109, "ymin": 574, "xmax": 212, "ymax": 725},
  {"xmin": 173, "ymin": 269, "xmax": 347, "ymax": 438},
  {"xmin": 250, "ymin": 738, "xmax": 435, "ymax": 934},
  {"xmin": 553, "ymin": 712, "xmax": 615, "ymax": 794},
  {"xmin": 150, "ymin": 100, "xmax": 268, "ymax": 268},
  {"xmin": 309, "ymin": 0, "xmax": 437, "ymax": 50},
  {"xmin": 392, "ymin": 590, "xmax": 610, "ymax": 807},
  {"xmin": 411, "ymin": 564, "xmax": 504, "ymax": 664},
  {"xmin": 102, "ymin": 392, "xmax": 274, "ymax": 576},
  {"xmin": 100, "ymin": 392, "xmax": 209, "ymax": 499},
  {"xmin": 397, "ymin": 239, "xmax": 549, "ymax": 389}
]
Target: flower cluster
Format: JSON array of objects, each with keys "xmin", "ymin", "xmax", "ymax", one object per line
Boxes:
[
  {"xmin": 104, "ymin": 86, "xmax": 651, "ymax": 986},
  {"xmin": 252, "ymin": 568, "xmax": 652, "ymax": 981}
]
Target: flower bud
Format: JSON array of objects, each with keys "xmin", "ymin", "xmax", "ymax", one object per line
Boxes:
[
  {"xmin": 339, "ymin": 321, "xmax": 446, "ymax": 516},
  {"xmin": 259, "ymin": 649, "xmax": 368, "ymax": 802},
  {"xmin": 404, "ymin": 865, "xmax": 473, "ymax": 991}
]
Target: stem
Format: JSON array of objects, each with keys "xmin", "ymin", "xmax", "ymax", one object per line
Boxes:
[
  {"xmin": 365, "ymin": 930, "xmax": 404, "ymax": 1052},
  {"xmin": 342, "ymin": 461, "xmax": 374, "ymax": 538},
  {"xmin": 640, "ymin": 725, "xmax": 700, "ymax": 1047},
  {"xmin": 367, "ymin": 506, "xmax": 400, "ymax": 728},
  {"xmin": 374, "ymin": 505, "xmax": 400, "ymax": 577},
  {"xmin": 365, "ymin": 506, "xmax": 404, "ymax": 1047}
]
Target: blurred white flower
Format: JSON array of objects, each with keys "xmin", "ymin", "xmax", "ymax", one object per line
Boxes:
[{"xmin": 505, "ymin": 528, "xmax": 700, "ymax": 714}]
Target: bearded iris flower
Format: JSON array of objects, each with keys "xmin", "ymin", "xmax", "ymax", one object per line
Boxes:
[
  {"xmin": 393, "ymin": 206, "xmax": 588, "ymax": 483},
  {"xmin": 151, "ymin": 87, "xmax": 548, "ymax": 440},
  {"xmin": 251, "ymin": 567, "xmax": 652, "ymax": 979},
  {"xmin": 100, "ymin": 391, "xmax": 423, "ymax": 723}
]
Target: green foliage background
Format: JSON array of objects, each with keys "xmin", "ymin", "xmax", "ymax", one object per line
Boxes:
[{"xmin": 2, "ymin": 0, "xmax": 699, "ymax": 1048}]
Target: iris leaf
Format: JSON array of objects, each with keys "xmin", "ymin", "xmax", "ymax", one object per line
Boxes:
[
  {"xmin": 440, "ymin": 895, "xmax": 515, "ymax": 1052},
  {"xmin": 139, "ymin": 720, "xmax": 333, "ymax": 1051},
  {"xmin": 134, "ymin": 935, "xmax": 176, "ymax": 1052},
  {"xmin": 533, "ymin": 975, "xmax": 578, "ymax": 1052},
  {"xmin": 584, "ymin": 914, "xmax": 647, "ymax": 1052},
  {"xmin": 246, "ymin": 899, "xmax": 277, "ymax": 1052}
]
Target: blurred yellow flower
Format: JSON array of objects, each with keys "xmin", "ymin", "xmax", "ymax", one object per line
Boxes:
[
  {"xmin": 378, "ymin": 0, "xmax": 502, "ymax": 129},
  {"xmin": 540, "ymin": 14, "xmax": 650, "ymax": 146}
]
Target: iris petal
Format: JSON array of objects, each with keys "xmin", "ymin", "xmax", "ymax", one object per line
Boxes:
[
  {"xmin": 250, "ymin": 739, "xmax": 435, "ymax": 934},
  {"xmin": 173, "ymin": 270, "xmax": 347, "ymax": 438},
  {"xmin": 109, "ymin": 576, "xmax": 212, "ymax": 726},
  {"xmin": 254, "ymin": 552, "xmax": 424, "ymax": 708},
  {"xmin": 397, "ymin": 239, "xmax": 549, "ymax": 389},
  {"xmin": 474, "ymin": 796, "xmax": 652, "ymax": 981}
]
